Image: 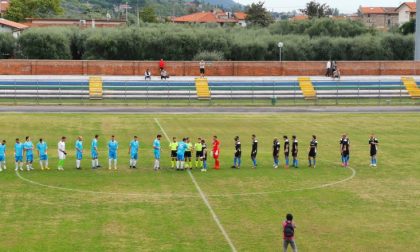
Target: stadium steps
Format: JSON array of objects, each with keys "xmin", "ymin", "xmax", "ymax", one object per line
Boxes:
[
  {"xmin": 402, "ymin": 77, "xmax": 420, "ymax": 99},
  {"xmin": 298, "ymin": 77, "xmax": 317, "ymax": 99},
  {"xmin": 195, "ymin": 78, "xmax": 211, "ymax": 99},
  {"xmin": 89, "ymin": 76, "xmax": 103, "ymax": 99}
]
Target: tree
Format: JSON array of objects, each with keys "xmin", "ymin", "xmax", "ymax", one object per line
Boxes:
[
  {"xmin": 5, "ymin": 0, "xmax": 63, "ymax": 22},
  {"xmin": 245, "ymin": 1, "xmax": 274, "ymax": 27},
  {"xmin": 400, "ymin": 19, "xmax": 415, "ymax": 35},
  {"xmin": 139, "ymin": 7, "xmax": 157, "ymax": 23},
  {"xmin": 300, "ymin": 1, "xmax": 331, "ymax": 19},
  {"xmin": 0, "ymin": 33, "xmax": 16, "ymax": 59}
]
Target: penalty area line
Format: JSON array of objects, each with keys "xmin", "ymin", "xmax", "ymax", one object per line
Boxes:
[{"xmin": 154, "ymin": 118, "xmax": 237, "ymax": 252}]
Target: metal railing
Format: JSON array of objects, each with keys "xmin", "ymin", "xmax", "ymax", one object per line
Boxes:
[{"xmin": 0, "ymin": 79, "xmax": 418, "ymax": 106}]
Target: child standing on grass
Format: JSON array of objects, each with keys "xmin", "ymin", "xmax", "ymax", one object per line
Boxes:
[{"xmin": 283, "ymin": 213, "xmax": 297, "ymax": 252}]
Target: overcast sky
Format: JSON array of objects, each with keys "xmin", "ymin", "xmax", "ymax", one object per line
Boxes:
[{"xmin": 236, "ymin": 0, "xmax": 413, "ymax": 14}]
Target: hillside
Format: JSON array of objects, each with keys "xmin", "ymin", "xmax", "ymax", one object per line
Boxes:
[{"xmin": 61, "ymin": 0, "xmax": 242, "ymax": 19}]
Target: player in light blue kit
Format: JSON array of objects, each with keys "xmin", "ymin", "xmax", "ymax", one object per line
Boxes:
[
  {"xmin": 129, "ymin": 136, "xmax": 139, "ymax": 169},
  {"xmin": 75, "ymin": 136, "xmax": 83, "ymax": 170},
  {"xmin": 36, "ymin": 138, "xmax": 49, "ymax": 170},
  {"xmin": 108, "ymin": 135, "xmax": 118, "ymax": 170},
  {"xmin": 0, "ymin": 140, "xmax": 6, "ymax": 172},
  {"xmin": 24, "ymin": 136, "xmax": 34, "ymax": 171},
  {"xmin": 153, "ymin": 135, "xmax": 162, "ymax": 171},
  {"xmin": 176, "ymin": 138, "xmax": 187, "ymax": 171},
  {"xmin": 91, "ymin": 135, "xmax": 100, "ymax": 169},
  {"xmin": 14, "ymin": 138, "xmax": 24, "ymax": 171}
]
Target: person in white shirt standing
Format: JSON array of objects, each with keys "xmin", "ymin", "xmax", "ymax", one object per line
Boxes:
[{"xmin": 57, "ymin": 136, "xmax": 67, "ymax": 171}]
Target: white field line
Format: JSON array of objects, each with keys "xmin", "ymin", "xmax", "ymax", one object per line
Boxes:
[
  {"xmin": 14, "ymin": 165, "xmax": 355, "ymax": 199},
  {"xmin": 15, "ymin": 170, "xmax": 198, "ymax": 199},
  {"xmin": 206, "ymin": 166, "xmax": 356, "ymax": 197},
  {"xmin": 154, "ymin": 118, "xmax": 237, "ymax": 252}
]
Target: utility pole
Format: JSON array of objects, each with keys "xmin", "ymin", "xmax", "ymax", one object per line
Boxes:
[
  {"xmin": 137, "ymin": 0, "xmax": 140, "ymax": 25},
  {"xmin": 415, "ymin": 0, "xmax": 420, "ymax": 60},
  {"xmin": 126, "ymin": 1, "xmax": 129, "ymax": 22}
]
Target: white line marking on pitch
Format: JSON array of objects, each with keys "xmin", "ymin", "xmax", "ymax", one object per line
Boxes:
[
  {"xmin": 15, "ymin": 166, "xmax": 355, "ymax": 198},
  {"xmin": 15, "ymin": 170, "xmax": 198, "ymax": 198},
  {"xmin": 207, "ymin": 166, "xmax": 356, "ymax": 197},
  {"xmin": 154, "ymin": 118, "xmax": 237, "ymax": 252}
]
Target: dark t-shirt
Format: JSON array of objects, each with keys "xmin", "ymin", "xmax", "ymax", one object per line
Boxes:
[
  {"xmin": 273, "ymin": 140, "xmax": 280, "ymax": 155},
  {"xmin": 369, "ymin": 138, "xmax": 378, "ymax": 154}
]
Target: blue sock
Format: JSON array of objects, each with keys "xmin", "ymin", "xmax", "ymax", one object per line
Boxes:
[
  {"xmin": 203, "ymin": 161, "xmax": 207, "ymax": 169},
  {"xmin": 313, "ymin": 159, "xmax": 316, "ymax": 166},
  {"xmin": 285, "ymin": 158, "xmax": 289, "ymax": 166},
  {"xmin": 341, "ymin": 155, "xmax": 344, "ymax": 163},
  {"xmin": 309, "ymin": 159, "xmax": 312, "ymax": 166},
  {"xmin": 233, "ymin": 158, "xmax": 236, "ymax": 166},
  {"xmin": 252, "ymin": 159, "xmax": 257, "ymax": 166},
  {"xmin": 238, "ymin": 158, "xmax": 241, "ymax": 166}
]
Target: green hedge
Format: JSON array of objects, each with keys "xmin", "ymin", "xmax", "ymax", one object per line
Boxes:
[
  {"xmin": 0, "ymin": 33, "xmax": 16, "ymax": 59},
  {"xmin": 14, "ymin": 23, "xmax": 415, "ymax": 61}
]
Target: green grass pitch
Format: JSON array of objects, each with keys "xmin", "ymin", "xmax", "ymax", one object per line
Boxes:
[{"xmin": 0, "ymin": 113, "xmax": 419, "ymax": 251}]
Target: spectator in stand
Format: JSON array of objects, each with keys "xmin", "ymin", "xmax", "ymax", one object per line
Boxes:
[
  {"xmin": 325, "ymin": 60, "xmax": 331, "ymax": 77},
  {"xmin": 160, "ymin": 69, "xmax": 169, "ymax": 80},
  {"xmin": 199, "ymin": 60, "xmax": 206, "ymax": 78},
  {"xmin": 159, "ymin": 59, "xmax": 165, "ymax": 71},
  {"xmin": 283, "ymin": 213, "xmax": 297, "ymax": 252},
  {"xmin": 145, "ymin": 69, "xmax": 152, "ymax": 80}
]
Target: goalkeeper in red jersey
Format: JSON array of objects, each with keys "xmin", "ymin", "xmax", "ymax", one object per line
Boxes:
[{"xmin": 212, "ymin": 136, "xmax": 220, "ymax": 170}]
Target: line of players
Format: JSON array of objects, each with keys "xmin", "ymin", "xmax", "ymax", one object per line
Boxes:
[{"xmin": 0, "ymin": 133, "xmax": 379, "ymax": 172}]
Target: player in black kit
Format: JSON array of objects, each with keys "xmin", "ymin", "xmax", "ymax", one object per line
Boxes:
[
  {"xmin": 292, "ymin": 135, "xmax": 298, "ymax": 168},
  {"xmin": 251, "ymin": 134, "xmax": 258, "ymax": 168},
  {"xmin": 369, "ymin": 134, "xmax": 379, "ymax": 167},
  {"xmin": 273, "ymin": 138, "xmax": 280, "ymax": 169},
  {"xmin": 232, "ymin": 136, "xmax": 241, "ymax": 169},
  {"xmin": 340, "ymin": 134, "xmax": 350, "ymax": 167},
  {"xmin": 308, "ymin": 135, "xmax": 318, "ymax": 168},
  {"xmin": 283, "ymin": 136, "xmax": 290, "ymax": 169}
]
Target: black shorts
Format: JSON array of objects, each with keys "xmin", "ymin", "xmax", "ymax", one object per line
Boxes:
[
  {"xmin": 235, "ymin": 152, "xmax": 241, "ymax": 158},
  {"xmin": 370, "ymin": 151, "xmax": 377, "ymax": 156},
  {"xmin": 251, "ymin": 153, "xmax": 257, "ymax": 159},
  {"xmin": 185, "ymin": 151, "xmax": 191, "ymax": 158},
  {"xmin": 343, "ymin": 151, "xmax": 349, "ymax": 156},
  {"xmin": 292, "ymin": 151, "xmax": 298, "ymax": 158},
  {"xmin": 308, "ymin": 151, "xmax": 316, "ymax": 157},
  {"xmin": 200, "ymin": 68, "xmax": 205, "ymax": 74},
  {"xmin": 284, "ymin": 152, "xmax": 289, "ymax": 158},
  {"xmin": 273, "ymin": 152, "xmax": 279, "ymax": 157},
  {"xmin": 171, "ymin": 150, "xmax": 177, "ymax": 158},
  {"xmin": 196, "ymin": 151, "xmax": 203, "ymax": 158}
]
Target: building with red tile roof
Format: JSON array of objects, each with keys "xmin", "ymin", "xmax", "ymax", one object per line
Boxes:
[
  {"xmin": 173, "ymin": 10, "xmax": 246, "ymax": 26},
  {"xmin": 0, "ymin": 18, "xmax": 28, "ymax": 38},
  {"xmin": 358, "ymin": 6, "xmax": 398, "ymax": 31},
  {"xmin": 396, "ymin": 2, "xmax": 416, "ymax": 26}
]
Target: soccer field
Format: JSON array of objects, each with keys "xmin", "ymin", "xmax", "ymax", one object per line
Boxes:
[{"xmin": 0, "ymin": 113, "xmax": 419, "ymax": 251}]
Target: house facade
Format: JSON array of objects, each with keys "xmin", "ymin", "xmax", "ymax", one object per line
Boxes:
[
  {"xmin": 0, "ymin": 18, "xmax": 28, "ymax": 38},
  {"xmin": 396, "ymin": 2, "xmax": 416, "ymax": 26},
  {"xmin": 358, "ymin": 7, "xmax": 399, "ymax": 31}
]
